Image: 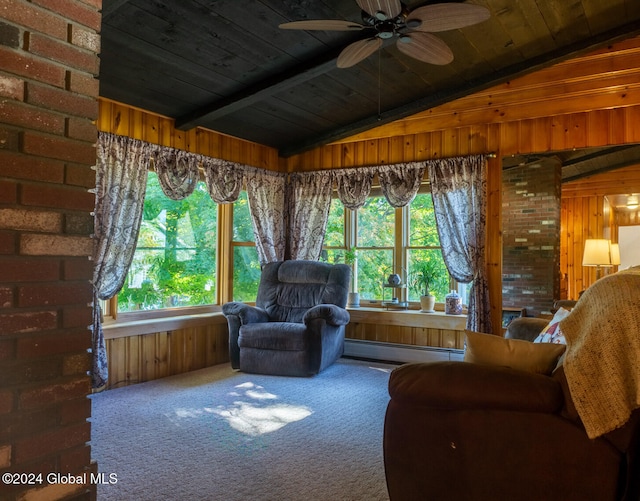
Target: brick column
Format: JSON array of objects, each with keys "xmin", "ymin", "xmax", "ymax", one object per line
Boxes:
[
  {"xmin": 502, "ymin": 158, "xmax": 562, "ymax": 317},
  {"xmin": 0, "ymin": 1, "xmax": 101, "ymax": 500}
]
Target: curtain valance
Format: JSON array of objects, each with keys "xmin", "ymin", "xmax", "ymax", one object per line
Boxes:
[{"xmin": 329, "ymin": 162, "xmax": 427, "ymax": 209}]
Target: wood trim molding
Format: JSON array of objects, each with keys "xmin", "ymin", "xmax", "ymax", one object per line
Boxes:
[{"xmin": 103, "ymin": 311, "xmax": 227, "ymax": 340}]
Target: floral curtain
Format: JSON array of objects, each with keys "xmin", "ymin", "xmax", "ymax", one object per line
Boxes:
[
  {"xmin": 153, "ymin": 147, "xmax": 199, "ymax": 200},
  {"xmin": 287, "ymin": 171, "xmax": 333, "ymax": 260},
  {"xmin": 378, "ymin": 162, "xmax": 426, "ymax": 207},
  {"xmin": 428, "ymin": 154, "xmax": 492, "ymax": 333},
  {"xmin": 244, "ymin": 167, "xmax": 287, "ymax": 265},
  {"xmin": 332, "ymin": 166, "xmax": 376, "ymax": 209},
  {"xmin": 93, "ymin": 132, "xmax": 152, "ymax": 387},
  {"xmin": 202, "ymin": 157, "xmax": 244, "ymax": 203}
]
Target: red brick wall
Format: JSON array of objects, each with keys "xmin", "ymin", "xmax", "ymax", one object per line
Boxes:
[
  {"xmin": 0, "ymin": 1, "xmax": 101, "ymax": 500},
  {"xmin": 502, "ymin": 158, "xmax": 561, "ymax": 317}
]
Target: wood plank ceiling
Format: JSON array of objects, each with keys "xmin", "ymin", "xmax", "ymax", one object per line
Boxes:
[{"xmin": 99, "ymin": 0, "xmax": 640, "ymax": 157}]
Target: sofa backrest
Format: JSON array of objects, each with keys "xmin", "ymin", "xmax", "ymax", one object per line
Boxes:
[{"xmin": 256, "ymin": 260, "xmax": 351, "ymax": 323}]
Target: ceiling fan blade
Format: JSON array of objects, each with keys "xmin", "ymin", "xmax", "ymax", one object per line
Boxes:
[
  {"xmin": 356, "ymin": 0, "xmax": 402, "ymax": 20},
  {"xmin": 279, "ymin": 20, "xmax": 365, "ymax": 31},
  {"xmin": 337, "ymin": 37, "xmax": 383, "ymax": 68},
  {"xmin": 396, "ymin": 32, "xmax": 453, "ymax": 65},
  {"xmin": 406, "ymin": 3, "xmax": 491, "ymax": 33},
  {"xmin": 406, "ymin": 4, "xmax": 491, "ymax": 33}
]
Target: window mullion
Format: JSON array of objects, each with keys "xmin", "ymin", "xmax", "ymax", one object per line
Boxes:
[
  {"xmin": 346, "ymin": 207, "xmax": 357, "ymax": 291},
  {"xmin": 217, "ymin": 202, "xmax": 234, "ymax": 305},
  {"xmin": 396, "ymin": 206, "xmax": 407, "ymax": 302}
]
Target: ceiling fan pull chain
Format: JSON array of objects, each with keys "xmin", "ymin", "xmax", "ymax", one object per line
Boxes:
[{"xmin": 378, "ymin": 48, "xmax": 382, "ymax": 120}]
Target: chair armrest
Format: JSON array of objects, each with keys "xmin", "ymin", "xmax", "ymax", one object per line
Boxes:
[
  {"xmin": 388, "ymin": 361, "xmax": 563, "ymax": 414},
  {"xmin": 222, "ymin": 302, "xmax": 269, "ymax": 324},
  {"xmin": 303, "ymin": 304, "xmax": 350, "ymax": 326}
]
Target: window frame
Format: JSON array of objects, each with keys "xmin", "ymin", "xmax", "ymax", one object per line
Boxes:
[
  {"xmin": 104, "ymin": 181, "xmax": 464, "ymax": 324},
  {"xmin": 104, "ymin": 174, "xmax": 229, "ymax": 323},
  {"xmin": 324, "ymin": 183, "xmax": 461, "ymax": 308}
]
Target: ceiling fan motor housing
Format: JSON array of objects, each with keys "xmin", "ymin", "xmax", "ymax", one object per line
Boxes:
[{"xmin": 361, "ymin": 7, "xmax": 408, "ymax": 39}]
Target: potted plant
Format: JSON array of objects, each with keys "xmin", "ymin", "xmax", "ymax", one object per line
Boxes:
[
  {"xmin": 344, "ymin": 248, "xmax": 360, "ymax": 307},
  {"xmin": 409, "ymin": 260, "xmax": 439, "ymax": 313}
]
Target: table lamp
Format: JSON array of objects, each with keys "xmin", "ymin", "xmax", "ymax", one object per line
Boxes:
[
  {"xmin": 582, "ymin": 239, "xmax": 613, "ymax": 279},
  {"xmin": 609, "ymin": 242, "xmax": 621, "ymax": 266}
]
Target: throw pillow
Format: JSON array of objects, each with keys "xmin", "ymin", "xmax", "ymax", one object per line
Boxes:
[
  {"xmin": 534, "ymin": 307, "xmax": 571, "ymax": 344},
  {"xmin": 464, "ymin": 330, "xmax": 566, "ymax": 375}
]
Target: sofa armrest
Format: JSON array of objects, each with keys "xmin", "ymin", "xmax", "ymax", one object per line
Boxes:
[
  {"xmin": 505, "ymin": 317, "xmax": 548, "ymax": 341},
  {"xmin": 222, "ymin": 302, "xmax": 270, "ymax": 324},
  {"xmin": 388, "ymin": 361, "xmax": 563, "ymax": 414},
  {"xmin": 303, "ymin": 304, "xmax": 350, "ymax": 326}
]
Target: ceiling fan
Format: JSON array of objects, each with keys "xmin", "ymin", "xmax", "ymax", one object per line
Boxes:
[{"xmin": 279, "ymin": 0, "xmax": 490, "ymax": 68}]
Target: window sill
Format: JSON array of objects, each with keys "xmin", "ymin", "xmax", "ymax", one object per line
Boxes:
[
  {"xmin": 102, "ymin": 304, "xmax": 467, "ymax": 340},
  {"xmin": 102, "ymin": 311, "xmax": 227, "ymax": 340},
  {"xmin": 347, "ymin": 307, "xmax": 467, "ymax": 330}
]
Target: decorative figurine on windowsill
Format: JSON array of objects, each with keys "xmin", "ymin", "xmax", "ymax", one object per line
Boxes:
[{"xmin": 387, "ymin": 273, "xmax": 402, "ymax": 286}]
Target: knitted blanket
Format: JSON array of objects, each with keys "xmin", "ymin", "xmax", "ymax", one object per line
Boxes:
[{"xmin": 560, "ymin": 266, "xmax": 640, "ymax": 439}]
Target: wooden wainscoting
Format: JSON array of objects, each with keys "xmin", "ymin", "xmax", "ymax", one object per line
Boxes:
[
  {"xmin": 346, "ymin": 308, "xmax": 467, "ymax": 350},
  {"xmin": 104, "ymin": 319, "xmax": 229, "ymax": 390}
]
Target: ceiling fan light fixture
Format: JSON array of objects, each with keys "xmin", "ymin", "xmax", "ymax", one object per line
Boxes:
[
  {"xmin": 375, "ymin": 10, "xmax": 388, "ymax": 20},
  {"xmin": 405, "ymin": 18, "xmax": 422, "ymax": 29},
  {"xmin": 398, "ymin": 35, "xmax": 412, "ymax": 43}
]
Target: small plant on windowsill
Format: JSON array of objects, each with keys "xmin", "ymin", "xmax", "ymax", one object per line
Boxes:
[
  {"xmin": 344, "ymin": 248, "xmax": 360, "ymax": 307},
  {"xmin": 409, "ymin": 260, "xmax": 439, "ymax": 313}
]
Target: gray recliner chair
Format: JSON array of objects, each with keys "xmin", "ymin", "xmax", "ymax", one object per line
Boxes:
[{"xmin": 222, "ymin": 260, "xmax": 351, "ymax": 376}]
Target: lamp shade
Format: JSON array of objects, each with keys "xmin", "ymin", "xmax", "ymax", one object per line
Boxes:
[
  {"xmin": 610, "ymin": 243, "xmax": 621, "ymax": 266},
  {"xmin": 582, "ymin": 239, "xmax": 613, "ymax": 267}
]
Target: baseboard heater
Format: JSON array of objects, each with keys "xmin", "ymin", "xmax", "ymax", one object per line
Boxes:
[{"xmin": 344, "ymin": 339, "xmax": 464, "ymax": 364}]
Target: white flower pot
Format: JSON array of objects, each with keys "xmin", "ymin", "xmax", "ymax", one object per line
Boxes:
[{"xmin": 420, "ymin": 294, "xmax": 435, "ymax": 313}]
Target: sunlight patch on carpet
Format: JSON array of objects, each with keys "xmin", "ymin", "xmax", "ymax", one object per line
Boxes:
[
  {"xmin": 212, "ymin": 401, "xmax": 312, "ymax": 436},
  {"xmin": 209, "ymin": 380, "xmax": 313, "ymax": 436},
  {"xmin": 231, "ymin": 382, "xmax": 278, "ymax": 400}
]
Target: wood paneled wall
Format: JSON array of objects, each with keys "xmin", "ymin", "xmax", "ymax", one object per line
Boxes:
[
  {"xmin": 561, "ymin": 164, "xmax": 640, "ymax": 298},
  {"xmin": 105, "ymin": 320, "xmax": 229, "ymax": 390},
  {"xmin": 347, "ymin": 322, "xmax": 465, "ymax": 350},
  {"xmin": 346, "ymin": 309, "xmax": 468, "ymax": 350},
  {"xmin": 98, "ymin": 98, "xmax": 280, "ymax": 170}
]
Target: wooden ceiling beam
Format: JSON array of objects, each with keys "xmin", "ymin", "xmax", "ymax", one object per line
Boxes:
[{"xmin": 174, "ymin": 34, "xmax": 367, "ymax": 131}]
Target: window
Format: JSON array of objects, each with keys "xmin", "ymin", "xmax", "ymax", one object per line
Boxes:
[
  {"xmin": 405, "ymin": 193, "xmax": 450, "ymax": 301},
  {"xmin": 323, "ymin": 189, "xmax": 456, "ymax": 305},
  {"xmin": 118, "ymin": 172, "xmax": 218, "ymax": 312},
  {"xmin": 356, "ymin": 196, "xmax": 395, "ymax": 300},
  {"xmin": 231, "ymin": 191, "xmax": 260, "ymax": 301},
  {"xmin": 114, "ymin": 178, "xmax": 456, "ymax": 315}
]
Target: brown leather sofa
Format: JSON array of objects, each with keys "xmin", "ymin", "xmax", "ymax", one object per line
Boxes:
[{"xmin": 383, "ymin": 317, "xmax": 640, "ymax": 501}]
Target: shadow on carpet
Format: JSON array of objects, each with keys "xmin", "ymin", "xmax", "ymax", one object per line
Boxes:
[{"xmin": 90, "ymin": 358, "xmax": 396, "ymax": 501}]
